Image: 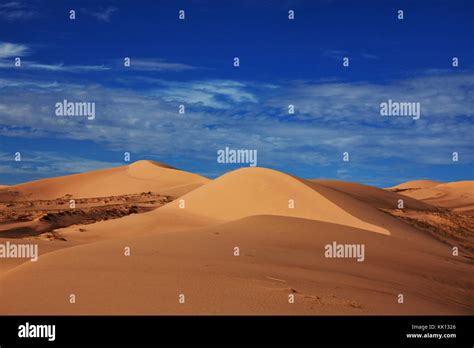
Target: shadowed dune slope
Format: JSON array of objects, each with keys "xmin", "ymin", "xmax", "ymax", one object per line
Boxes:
[
  {"xmin": 310, "ymin": 180, "xmax": 438, "ymax": 211},
  {"xmin": 0, "ymin": 215, "xmax": 471, "ymax": 315},
  {"xmin": 301, "ymin": 179, "xmax": 446, "ymax": 240},
  {"xmin": 45, "ymin": 166, "xmax": 447, "ymax": 242},
  {"xmin": 1, "ymin": 166, "xmax": 472, "ymax": 315},
  {"xmin": 0, "ymin": 160, "xmax": 209, "ymax": 201},
  {"xmin": 155, "ymin": 167, "xmax": 390, "ymax": 235}
]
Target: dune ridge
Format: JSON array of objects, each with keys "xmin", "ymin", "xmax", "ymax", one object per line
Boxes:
[
  {"xmin": 0, "ymin": 160, "xmax": 209, "ymax": 201},
  {"xmin": 0, "ymin": 161, "xmax": 473, "ymax": 315},
  {"xmin": 155, "ymin": 167, "xmax": 390, "ymax": 235},
  {"xmin": 389, "ymin": 179, "xmax": 474, "ymax": 214},
  {"xmin": 390, "ymin": 180, "xmax": 441, "ymax": 190}
]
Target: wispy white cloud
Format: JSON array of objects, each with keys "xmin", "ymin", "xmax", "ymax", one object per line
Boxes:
[
  {"xmin": 0, "ymin": 42, "xmax": 28, "ymax": 58},
  {"xmin": 0, "ymin": 78, "xmax": 60, "ymax": 89},
  {"xmin": 128, "ymin": 58, "xmax": 198, "ymax": 72},
  {"xmin": 26, "ymin": 62, "xmax": 110, "ymax": 72},
  {"xmin": 0, "ymin": 151, "xmax": 122, "ymax": 177},
  {"xmin": 360, "ymin": 53, "xmax": 379, "ymax": 60},
  {"xmin": 0, "ymin": 59, "xmax": 110, "ymax": 71},
  {"xmin": 156, "ymin": 80, "xmax": 258, "ymax": 109},
  {"xmin": 320, "ymin": 48, "xmax": 379, "ymax": 60},
  {"xmin": 0, "ymin": 42, "xmax": 110, "ymax": 71},
  {"xmin": 0, "ymin": 72, "xmax": 472, "ymax": 182},
  {"xmin": 0, "ymin": 1, "xmax": 38, "ymax": 20},
  {"xmin": 0, "ymin": 42, "xmax": 198, "ymax": 73},
  {"xmin": 272, "ymin": 73, "xmax": 474, "ymax": 120},
  {"xmin": 82, "ymin": 6, "xmax": 118, "ymax": 22}
]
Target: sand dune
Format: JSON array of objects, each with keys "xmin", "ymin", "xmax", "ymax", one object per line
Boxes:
[
  {"xmin": 156, "ymin": 167, "xmax": 390, "ymax": 235},
  {"xmin": 390, "ymin": 180, "xmax": 441, "ymax": 190},
  {"xmin": 0, "ymin": 160, "xmax": 209, "ymax": 201},
  {"xmin": 16, "ymin": 165, "xmax": 448, "ymax": 246},
  {"xmin": 0, "ymin": 163, "xmax": 472, "ymax": 315},
  {"xmin": 5, "ymin": 166, "xmax": 446, "ymax": 245},
  {"xmin": 0, "ymin": 160, "xmax": 209, "ymax": 238},
  {"xmin": 389, "ymin": 180, "xmax": 474, "ymax": 214},
  {"xmin": 311, "ymin": 180, "xmax": 437, "ymax": 211},
  {"xmin": 1, "ymin": 215, "xmax": 471, "ymax": 315}
]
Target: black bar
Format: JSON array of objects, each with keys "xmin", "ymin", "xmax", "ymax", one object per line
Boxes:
[{"xmin": 0, "ymin": 316, "xmax": 472, "ymax": 346}]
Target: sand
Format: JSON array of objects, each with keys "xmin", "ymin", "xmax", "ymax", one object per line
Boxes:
[
  {"xmin": 156, "ymin": 167, "xmax": 390, "ymax": 235},
  {"xmin": 1, "ymin": 215, "xmax": 471, "ymax": 315},
  {"xmin": 0, "ymin": 160, "xmax": 209, "ymax": 201},
  {"xmin": 390, "ymin": 180, "xmax": 441, "ymax": 190},
  {"xmin": 0, "ymin": 160, "xmax": 209, "ymax": 238},
  {"xmin": 0, "ymin": 162, "xmax": 472, "ymax": 315},
  {"xmin": 389, "ymin": 180, "xmax": 474, "ymax": 214}
]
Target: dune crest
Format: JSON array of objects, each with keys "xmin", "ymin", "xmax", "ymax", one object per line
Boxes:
[
  {"xmin": 390, "ymin": 179, "xmax": 441, "ymax": 190},
  {"xmin": 390, "ymin": 180, "xmax": 474, "ymax": 214},
  {"xmin": 0, "ymin": 160, "xmax": 209, "ymax": 200},
  {"xmin": 1, "ymin": 164, "xmax": 473, "ymax": 315},
  {"xmin": 310, "ymin": 179, "xmax": 437, "ymax": 211},
  {"xmin": 157, "ymin": 167, "xmax": 390, "ymax": 235},
  {"xmin": 129, "ymin": 159, "xmax": 177, "ymax": 170}
]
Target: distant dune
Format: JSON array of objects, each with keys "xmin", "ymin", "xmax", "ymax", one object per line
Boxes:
[
  {"xmin": 0, "ymin": 162, "xmax": 472, "ymax": 315},
  {"xmin": 389, "ymin": 180, "xmax": 474, "ymax": 214},
  {"xmin": 0, "ymin": 160, "xmax": 209, "ymax": 238},
  {"xmin": 390, "ymin": 180, "xmax": 441, "ymax": 190},
  {"xmin": 312, "ymin": 180, "xmax": 437, "ymax": 211},
  {"xmin": 0, "ymin": 160, "xmax": 209, "ymax": 201}
]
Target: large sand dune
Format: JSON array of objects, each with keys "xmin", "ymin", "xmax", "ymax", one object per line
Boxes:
[
  {"xmin": 0, "ymin": 160, "xmax": 209, "ymax": 201},
  {"xmin": 0, "ymin": 162, "xmax": 472, "ymax": 315},
  {"xmin": 157, "ymin": 167, "xmax": 389, "ymax": 235}
]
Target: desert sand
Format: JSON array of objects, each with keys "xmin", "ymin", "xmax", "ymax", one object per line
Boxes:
[
  {"xmin": 390, "ymin": 180, "xmax": 441, "ymax": 190},
  {"xmin": 0, "ymin": 160, "xmax": 208, "ymax": 238},
  {"xmin": 389, "ymin": 180, "xmax": 474, "ymax": 215},
  {"xmin": 0, "ymin": 160, "xmax": 209, "ymax": 201},
  {"xmin": 0, "ymin": 162, "xmax": 472, "ymax": 315}
]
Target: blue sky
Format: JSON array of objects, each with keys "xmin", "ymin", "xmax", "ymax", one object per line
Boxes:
[{"xmin": 0, "ymin": 0, "xmax": 473, "ymax": 187}]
